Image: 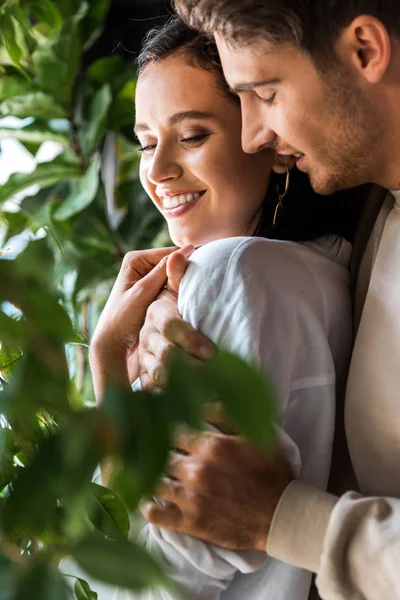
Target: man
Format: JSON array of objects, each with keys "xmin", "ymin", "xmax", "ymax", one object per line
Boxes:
[{"xmin": 135, "ymin": 1, "xmax": 400, "ymax": 599}]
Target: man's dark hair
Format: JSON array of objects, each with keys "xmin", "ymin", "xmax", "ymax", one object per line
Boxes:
[{"xmin": 174, "ymin": 0, "xmax": 400, "ymax": 63}]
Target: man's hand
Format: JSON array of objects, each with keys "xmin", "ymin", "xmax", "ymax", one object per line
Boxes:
[
  {"xmin": 137, "ymin": 251, "xmax": 215, "ymax": 389},
  {"xmin": 90, "ymin": 246, "xmax": 191, "ymax": 401},
  {"xmin": 140, "ymin": 429, "xmax": 294, "ymax": 552}
]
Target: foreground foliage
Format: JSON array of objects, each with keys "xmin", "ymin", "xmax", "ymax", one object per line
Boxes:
[{"xmin": 0, "ymin": 1, "xmax": 276, "ymax": 598}]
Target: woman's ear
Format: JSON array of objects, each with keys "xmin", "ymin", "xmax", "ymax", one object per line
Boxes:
[{"xmin": 272, "ymin": 154, "xmax": 295, "ymax": 175}]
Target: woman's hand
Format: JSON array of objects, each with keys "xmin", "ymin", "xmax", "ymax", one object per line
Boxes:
[
  {"xmin": 137, "ymin": 251, "xmax": 215, "ymax": 389},
  {"xmin": 90, "ymin": 246, "xmax": 189, "ymax": 402}
]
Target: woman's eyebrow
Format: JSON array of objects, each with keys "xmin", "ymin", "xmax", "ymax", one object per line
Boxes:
[{"xmin": 134, "ymin": 110, "xmax": 216, "ymax": 133}]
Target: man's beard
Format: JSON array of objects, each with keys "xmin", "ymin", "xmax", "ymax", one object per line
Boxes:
[{"xmin": 308, "ymin": 68, "xmax": 385, "ymax": 194}]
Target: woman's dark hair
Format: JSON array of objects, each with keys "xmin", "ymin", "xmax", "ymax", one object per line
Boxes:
[{"xmin": 137, "ymin": 16, "xmax": 366, "ymax": 243}]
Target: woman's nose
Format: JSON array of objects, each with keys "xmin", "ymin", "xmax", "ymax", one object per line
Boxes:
[{"xmin": 147, "ymin": 147, "xmax": 182, "ymax": 184}]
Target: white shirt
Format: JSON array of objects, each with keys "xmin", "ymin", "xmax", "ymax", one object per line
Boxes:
[{"xmin": 63, "ymin": 235, "xmax": 353, "ymax": 600}]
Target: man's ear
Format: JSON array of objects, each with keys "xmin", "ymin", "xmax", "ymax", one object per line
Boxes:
[{"xmin": 336, "ymin": 15, "xmax": 391, "ymax": 83}]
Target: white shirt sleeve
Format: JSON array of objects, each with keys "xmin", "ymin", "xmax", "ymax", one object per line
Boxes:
[{"xmin": 131, "ymin": 236, "xmax": 352, "ymax": 600}]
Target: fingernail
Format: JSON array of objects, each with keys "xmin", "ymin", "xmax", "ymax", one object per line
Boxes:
[
  {"xmin": 179, "ymin": 244, "xmax": 195, "ymax": 257},
  {"xmin": 200, "ymin": 344, "xmax": 215, "ymax": 360}
]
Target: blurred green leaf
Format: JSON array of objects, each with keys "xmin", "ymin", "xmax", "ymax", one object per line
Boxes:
[
  {"xmin": 0, "ymin": 313, "xmax": 24, "ymax": 348},
  {"xmin": 0, "ymin": 210, "xmax": 28, "ymax": 243},
  {"xmin": 0, "ymin": 552, "xmax": 16, "ymax": 599},
  {"xmin": 0, "ymin": 158, "xmax": 80, "ymax": 206},
  {"xmin": 32, "ymin": 3, "xmax": 88, "ymax": 107},
  {"xmin": 108, "ymin": 80, "xmax": 136, "ymax": 130},
  {"xmin": 80, "ymin": 84, "xmax": 112, "ymax": 156},
  {"xmin": 166, "ymin": 350, "xmax": 277, "ymax": 447},
  {"xmin": 0, "ymin": 91, "xmax": 66, "ymax": 119},
  {"xmin": 54, "ymin": 155, "xmax": 100, "ymax": 221},
  {"xmin": 83, "ymin": 0, "xmax": 111, "ymax": 49},
  {"xmin": 14, "ymin": 560, "xmax": 72, "ymax": 600},
  {"xmin": 0, "ymin": 13, "xmax": 29, "ymax": 78},
  {"xmin": 101, "ymin": 387, "xmax": 171, "ymax": 502},
  {"xmin": 0, "ymin": 75, "xmax": 33, "ymax": 102},
  {"xmin": 74, "ymin": 578, "xmax": 97, "ymax": 600},
  {"xmin": 87, "ymin": 56, "xmax": 125, "ymax": 86},
  {"xmin": 29, "ymin": 0, "xmax": 64, "ymax": 31},
  {"xmin": 1, "ymin": 413, "xmax": 99, "ymax": 539},
  {"xmin": 85, "ymin": 483, "xmax": 129, "ymax": 540},
  {"xmin": 0, "ymin": 123, "xmax": 70, "ymax": 147},
  {"xmin": 0, "ymin": 346, "xmax": 23, "ymax": 382},
  {"xmin": 69, "ymin": 534, "xmax": 170, "ymax": 591}
]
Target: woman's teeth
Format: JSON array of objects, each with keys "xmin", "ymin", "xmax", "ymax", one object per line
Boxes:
[
  {"xmin": 164, "ymin": 192, "xmax": 202, "ymax": 210},
  {"xmin": 294, "ymin": 152, "xmax": 304, "ymax": 158}
]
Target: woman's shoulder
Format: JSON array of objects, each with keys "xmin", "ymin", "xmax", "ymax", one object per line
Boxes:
[{"xmin": 188, "ymin": 235, "xmax": 348, "ymax": 277}]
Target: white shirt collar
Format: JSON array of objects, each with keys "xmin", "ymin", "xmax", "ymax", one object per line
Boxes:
[{"xmin": 390, "ymin": 188, "xmax": 400, "ymax": 208}]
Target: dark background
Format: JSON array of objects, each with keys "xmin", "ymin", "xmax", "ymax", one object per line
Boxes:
[{"xmin": 87, "ymin": 0, "xmax": 172, "ymax": 64}]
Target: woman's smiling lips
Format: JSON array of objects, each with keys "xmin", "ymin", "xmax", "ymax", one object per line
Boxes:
[{"xmin": 157, "ymin": 189, "xmax": 207, "ymax": 218}]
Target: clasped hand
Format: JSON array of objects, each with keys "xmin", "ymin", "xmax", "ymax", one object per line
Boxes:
[{"xmin": 89, "ymin": 245, "xmax": 293, "ymax": 553}]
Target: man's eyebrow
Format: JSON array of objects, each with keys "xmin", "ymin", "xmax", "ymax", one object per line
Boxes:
[
  {"xmin": 230, "ymin": 78, "xmax": 281, "ymax": 94},
  {"xmin": 134, "ymin": 110, "xmax": 217, "ymax": 134}
]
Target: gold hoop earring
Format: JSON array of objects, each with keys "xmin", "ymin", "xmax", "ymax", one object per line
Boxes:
[{"xmin": 273, "ymin": 165, "xmax": 290, "ymax": 226}]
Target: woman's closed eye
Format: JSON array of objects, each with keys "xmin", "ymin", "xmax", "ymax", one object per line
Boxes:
[
  {"xmin": 180, "ymin": 132, "xmax": 212, "ymax": 145},
  {"xmin": 138, "ymin": 132, "xmax": 212, "ymax": 154}
]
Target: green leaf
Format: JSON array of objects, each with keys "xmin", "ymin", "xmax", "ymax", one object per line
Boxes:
[
  {"xmin": 101, "ymin": 387, "xmax": 171, "ymax": 502},
  {"xmin": 0, "ymin": 76, "xmax": 33, "ymax": 102},
  {"xmin": 80, "ymin": 85, "xmax": 112, "ymax": 156},
  {"xmin": 14, "ymin": 560, "xmax": 72, "ymax": 600},
  {"xmin": 74, "ymin": 579, "xmax": 97, "ymax": 600},
  {"xmin": 0, "ymin": 552, "xmax": 16, "ymax": 598},
  {"xmin": 70, "ymin": 535, "xmax": 171, "ymax": 592},
  {"xmin": 54, "ymin": 155, "xmax": 100, "ymax": 221},
  {"xmin": 29, "ymin": 0, "xmax": 63, "ymax": 31},
  {"xmin": 0, "ymin": 14, "xmax": 29, "ymax": 77},
  {"xmin": 108, "ymin": 80, "xmax": 136, "ymax": 130},
  {"xmin": 0, "ymin": 92, "xmax": 66, "ymax": 119},
  {"xmin": 0, "ymin": 158, "xmax": 81, "ymax": 207},
  {"xmin": 0, "ymin": 346, "xmax": 23, "ymax": 381},
  {"xmin": 166, "ymin": 350, "xmax": 277, "ymax": 447},
  {"xmin": 85, "ymin": 482, "xmax": 130, "ymax": 539},
  {"xmin": 0, "ymin": 123, "xmax": 70, "ymax": 147},
  {"xmin": 0, "ymin": 209, "xmax": 28, "ymax": 243},
  {"xmin": 83, "ymin": 0, "xmax": 112, "ymax": 49},
  {"xmin": 87, "ymin": 56, "xmax": 125, "ymax": 86},
  {"xmin": 0, "ymin": 313, "xmax": 24, "ymax": 348},
  {"xmin": 1, "ymin": 415, "xmax": 99, "ymax": 538},
  {"xmin": 32, "ymin": 3, "xmax": 88, "ymax": 107}
]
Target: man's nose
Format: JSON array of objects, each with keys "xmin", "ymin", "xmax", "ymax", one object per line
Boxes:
[
  {"xmin": 147, "ymin": 147, "xmax": 182, "ymax": 184},
  {"xmin": 241, "ymin": 106, "xmax": 277, "ymax": 154}
]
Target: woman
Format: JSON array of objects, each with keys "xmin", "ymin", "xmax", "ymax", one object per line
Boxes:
[{"xmin": 86, "ymin": 16, "xmax": 362, "ymax": 600}]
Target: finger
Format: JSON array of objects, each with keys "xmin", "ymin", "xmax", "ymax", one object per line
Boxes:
[
  {"xmin": 139, "ymin": 350, "xmax": 167, "ymax": 388},
  {"xmin": 163, "ymin": 317, "xmax": 215, "ymax": 361},
  {"xmin": 166, "ymin": 450, "xmax": 187, "ymax": 480},
  {"xmin": 133, "ymin": 257, "xmax": 169, "ymax": 306},
  {"xmin": 166, "ymin": 252, "xmax": 190, "ymax": 296},
  {"xmin": 202, "ymin": 401, "xmax": 239, "ymax": 434},
  {"xmin": 136, "ymin": 246, "xmax": 177, "ymax": 267},
  {"xmin": 140, "ymin": 499, "xmax": 182, "ymax": 529},
  {"xmin": 139, "ymin": 370, "xmax": 156, "ymax": 390},
  {"xmin": 172, "ymin": 426, "xmax": 207, "ymax": 455},
  {"xmin": 154, "ymin": 476, "xmax": 186, "ymax": 504}
]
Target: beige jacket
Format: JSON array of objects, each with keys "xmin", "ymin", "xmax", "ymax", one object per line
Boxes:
[{"xmin": 267, "ymin": 187, "xmax": 400, "ymax": 599}]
